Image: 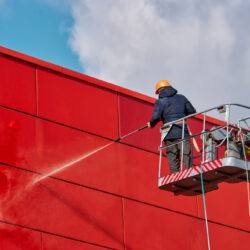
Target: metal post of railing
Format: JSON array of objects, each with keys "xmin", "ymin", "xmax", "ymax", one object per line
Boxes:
[
  {"xmin": 202, "ymin": 113, "xmax": 206, "ymax": 163},
  {"xmin": 191, "ymin": 140, "xmax": 194, "ymax": 167},
  {"xmin": 225, "ymin": 105, "xmax": 230, "ymax": 157},
  {"xmin": 181, "ymin": 118, "xmax": 185, "ymax": 171},
  {"xmin": 158, "ymin": 135, "xmax": 163, "ymax": 179}
]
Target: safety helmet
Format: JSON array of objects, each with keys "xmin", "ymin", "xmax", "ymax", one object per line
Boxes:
[{"xmin": 155, "ymin": 80, "xmax": 171, "ymax": 94}]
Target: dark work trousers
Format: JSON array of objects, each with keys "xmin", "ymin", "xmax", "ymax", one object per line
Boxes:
[{"xmin": 165, "ymin": 139, "xmax": 191, "ymax": 173}]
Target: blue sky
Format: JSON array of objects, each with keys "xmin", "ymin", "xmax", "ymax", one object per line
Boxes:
[{"xmin": 0, "ymin": 0, "xmax": 82, "ymax": 72}]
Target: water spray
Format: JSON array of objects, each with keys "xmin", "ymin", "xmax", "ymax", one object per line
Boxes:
[{"xmin": 33, "ymin": 124, "xmax": 149, "ymax": 184}]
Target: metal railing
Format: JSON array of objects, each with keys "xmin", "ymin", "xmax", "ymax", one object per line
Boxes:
[{"xmin": 158, "ymin": 103, "xmax": 250, "ymax": 179}]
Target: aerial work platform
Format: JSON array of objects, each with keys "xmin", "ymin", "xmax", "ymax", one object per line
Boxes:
[
  {"xmin": 158, "ymin": 103, "xmax": 250, "ymax": 196},
  {"xmin": 159, "ymin": 157, "xmax": 250, "ymax": 196}
]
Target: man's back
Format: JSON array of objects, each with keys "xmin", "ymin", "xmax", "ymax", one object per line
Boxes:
[{"xmin": 150, "ymin": 86, "xmax": 196, "ymax": 130}]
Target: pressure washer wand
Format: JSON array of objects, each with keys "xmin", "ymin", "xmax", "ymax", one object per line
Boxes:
[{"xmin": 114, "ymin": 124, "xmax": 149, "ymax": 142}]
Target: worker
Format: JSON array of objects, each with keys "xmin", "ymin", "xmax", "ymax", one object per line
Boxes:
[{"xmin": 148, "ymin": 80, "xmax": 196, "ymax": 173}]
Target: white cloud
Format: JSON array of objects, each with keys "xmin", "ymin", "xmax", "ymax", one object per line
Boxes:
[{"xmin": 67, "ymin": 0, "xmax": 250, "ymax": 120}]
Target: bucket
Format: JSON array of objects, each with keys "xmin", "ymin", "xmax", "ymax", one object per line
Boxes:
[{"xmin": 225, "ymin": 141, "xmax": 242, "ymax": 159}]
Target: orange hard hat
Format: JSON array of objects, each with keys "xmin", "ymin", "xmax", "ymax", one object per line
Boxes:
[{"xmin": 155, "ymin": 80, "xmax": 171, "ymax": 94}]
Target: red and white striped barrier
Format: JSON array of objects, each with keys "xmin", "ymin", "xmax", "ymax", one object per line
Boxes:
[{"xmin": 160, "ymin": 159, "xmax": 223, "ymax": 186}]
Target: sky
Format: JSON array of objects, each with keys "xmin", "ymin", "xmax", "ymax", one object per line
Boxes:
[
  {"xmin": 0, "ymin": 0, "xmax": 82, "ymax": 72},
  {"xmin": 0, "ymin": 0, "xmax": 249, "ymax": 121}
]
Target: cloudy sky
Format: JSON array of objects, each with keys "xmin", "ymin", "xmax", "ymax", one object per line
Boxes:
[{"xmin": 0, "ymin": 0, "xmax": 250, "ymax": 120}]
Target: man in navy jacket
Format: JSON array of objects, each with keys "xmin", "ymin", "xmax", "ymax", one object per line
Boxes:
[{"xmin": 148, "ymin": 80, "xmax": 196, "ymax": 173}]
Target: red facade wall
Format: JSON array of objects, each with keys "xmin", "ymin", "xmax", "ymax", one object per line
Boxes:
[
  {"xmin": 0, "ymin": 46, "xmax": 249, "ymax": 250},
  {"xmin": 0, "ymin": 54, "xmax": 36, "ymax": 115}
]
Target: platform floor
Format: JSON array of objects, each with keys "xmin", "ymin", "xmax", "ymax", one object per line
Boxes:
[{"xmin": 159, "ymin": 157, "xmax": 250, "ymax": 196}]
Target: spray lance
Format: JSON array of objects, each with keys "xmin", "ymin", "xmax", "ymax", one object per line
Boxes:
[{"xmin": 114, "ymin": 124, "xmax": 149, "ymax": 142}]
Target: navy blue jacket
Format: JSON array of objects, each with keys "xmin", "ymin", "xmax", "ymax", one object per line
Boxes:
[{"xmin": 150, "ymin": 86, "xmax": 196, "ymax": 140}]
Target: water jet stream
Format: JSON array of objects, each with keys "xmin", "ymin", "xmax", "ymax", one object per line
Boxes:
[{"xmin": 33, "ymin": 141, "xmax": 114, "ymax": 184}]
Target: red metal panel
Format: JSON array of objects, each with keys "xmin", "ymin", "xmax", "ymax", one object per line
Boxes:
[
  {"xmin": 0, "ymin": 107, "xmax": 34, "ymax": 168},
  {"xmin": 43, "ymin": 234, "xmax": 107, "ymax": 250},
  {"xmin": 0, "ymin": 222, "xmax": 41, "ymax": 250},
  {"xmin": 197, "ymin": 182, "xmax": 250, "ymax": 232},
  {"xmin": 119, "ymin": 94, "xmax": 161, "ymax": 153},
  {"xmin": 209, "ymin": 221, "xmax": 250, "ymax": 250},
  {"xmin": 0, "ymin": 164, "xmax": 124, "ymax": 249},
  {"xmin": 0, "ymin": 54, "xmax": 36, "ymax": 115},
  {"xmin": 0, "ymin": 46, "xmax": 155, "ymax": 104},
  {"xmin": 0, "ymin": 106, "xmax": 113, "ymax": 176},
  {"xmin": 123, "ymin": 199, "xmax": 207, "ymax": 250},
  {"xmin": 37, "ymin": 67, "xmax": 119, "ymax": 139},
  {"xmin": 0, "ymin": 106, "xmax": 197, "ymax": 217}
]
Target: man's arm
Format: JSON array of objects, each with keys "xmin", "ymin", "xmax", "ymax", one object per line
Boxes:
[{"xmin": 149, "ymin": 100, "xmax": 162, "ymax": 128}]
